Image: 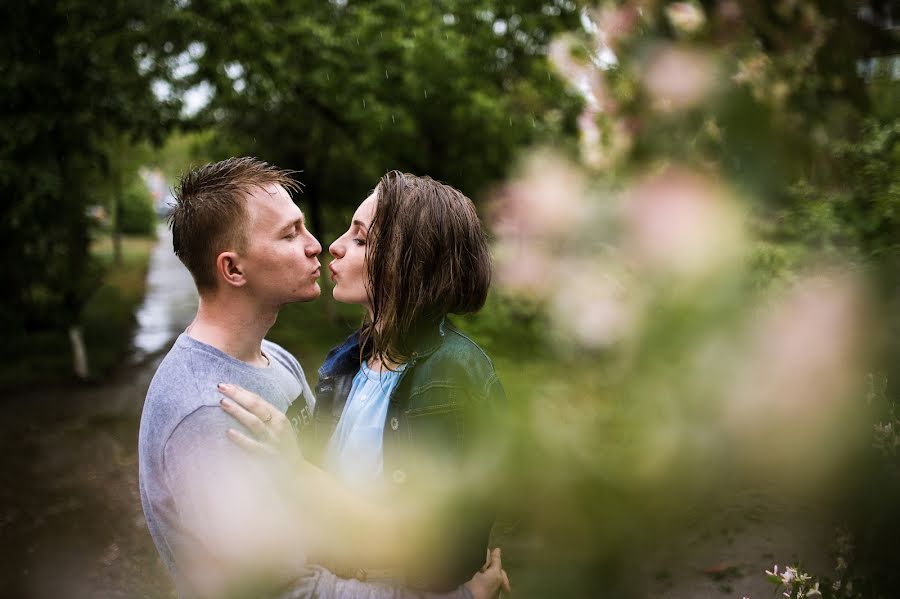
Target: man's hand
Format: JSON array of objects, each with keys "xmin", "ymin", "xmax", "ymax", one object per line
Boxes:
[{"xmin": 464, "ymin": 548, "xmax": 511, "ymax": 599}]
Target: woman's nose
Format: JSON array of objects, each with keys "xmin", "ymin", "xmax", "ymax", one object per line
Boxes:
[{"xmin": 329, "ymin": 238, "xmax": 343, "ymax": 258}]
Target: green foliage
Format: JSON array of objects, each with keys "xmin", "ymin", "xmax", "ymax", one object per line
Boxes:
[
  {"xmin": 0, "ymin": 235, "xmax": 155, "ymax": 389},
  {"xmin": 178, "ymin": 0, "xmax": 584, "ymax": 235},
  {"xmin": 119, "ymin": 180, "xmax": 158, "ymax": 236},
  {"xmin": 0, "ymin": 0, "xmax": 185, "ymax": 339},
  {"xmin": 455, "ymin": 291, "xmax": 548, "ymax": 360},
  {"xmin": 149, "ymin": 129, "xmax": 218, "ymax": 183}
]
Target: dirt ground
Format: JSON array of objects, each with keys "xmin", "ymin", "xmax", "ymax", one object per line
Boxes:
[{"xmin": 0, "ymin": 355, "xmax": 174, "ymax": 599}]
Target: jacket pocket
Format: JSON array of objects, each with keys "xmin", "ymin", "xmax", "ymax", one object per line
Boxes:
[{"xmin": 405, "ymin": 387, "xmax": 465, "ymax": 454}]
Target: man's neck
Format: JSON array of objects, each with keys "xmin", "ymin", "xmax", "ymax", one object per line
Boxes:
[{"xmin": 186, "ymin": 294, "xmax": 278, "ymax": 367}]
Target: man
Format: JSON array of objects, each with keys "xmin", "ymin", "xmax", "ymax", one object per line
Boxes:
[{"xmin": 138, "ymin": 158, "xmax": 505, "ymax": 599}]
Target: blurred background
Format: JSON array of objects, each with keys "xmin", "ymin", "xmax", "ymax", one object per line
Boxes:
[{"xmin": 1, "ymin": 1, "xmax": 898, "ymax": 597}]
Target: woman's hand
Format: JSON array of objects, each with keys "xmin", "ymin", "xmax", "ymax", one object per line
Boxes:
[
  {"xmin": 217, "ymin": 383, "xmax": 304, "ymax": 468},
  {"xmin": 464, "ymin": 548, "xmax": 511, "ymax": 599}
]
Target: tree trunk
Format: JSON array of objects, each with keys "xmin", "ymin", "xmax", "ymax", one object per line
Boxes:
[
  {"xmin": 68, "ymin": 325, "xmax": 89, "ymax": 380},
  {"xmin": 113, "ymin": 165, "xmax": 123, "ymax": 265}
]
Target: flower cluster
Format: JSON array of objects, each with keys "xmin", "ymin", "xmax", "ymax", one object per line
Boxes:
[{"xmin": 765, "ymin": 564, "xmax": 822, "ymax": 598}]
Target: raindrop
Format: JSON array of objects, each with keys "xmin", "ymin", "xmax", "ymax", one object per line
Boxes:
[
  {"xmin": 356, "ymin": 37, "xmax": 359, "ymax": 46},
  {"xmin": 391, "ymin": 114, "xmax": 395, "ymax": 124},
  {"xmin": 532, "ymin": 117, "xmax": 536, "ymax": 127},
  {"xmin": 509, "ymin": 117, "xmax": 512, "ymax": 126},
  {"xmin": 326, "ymin": 72, "xmax": 330, "ymax": 81},
  {"xmin": 385, "ymin": 69, "xmax": 389, "ymax": 79},
  {"xmin": 424, "ymin": 89, "xmax": 428, "ymax": 98},
  {"xmin": 363, "ymin": 98, "xmax": 366, "ymax": 108}
]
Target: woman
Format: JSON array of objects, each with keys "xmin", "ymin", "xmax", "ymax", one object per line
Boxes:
[{"xmin": 222, "ymin": 171, "xmax": 507, "ymax": 593}]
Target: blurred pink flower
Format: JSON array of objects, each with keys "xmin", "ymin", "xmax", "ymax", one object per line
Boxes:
[
  {"xmin": 550, "ymin": 34, "xmax": 616, "ymax": 115},
  {"xmin": 491, "ymin": 151, "xmax": 589, "ymax": 239},
  {"xmin": 551, "ymin": 262, "xmax": 637, "ymax": 348},
  {"xmin": 726, "ymin": 272, "xmax": 868, "ymax": 474},
  {"xmin": 716, "ymin": 0, "xmax": 742, "ymax": 25},
  {"xmin": 578, "ymin": 108, "xmax": 634, "ymax": 171},
  {"xmin": 492, "ymin": 242, "xmax": 556, "ymax": 299},
  {"xmin": 643, "ymin": 45, "xmax": 716, "ymax": 111},
  {"xmin": 749, "ymin": 274, "xmax": 864, "ymax": 409},
  {"xmin": 624, "ymin": 166, "xmax": 743, "ymax": 276},
  {"xmin": 666, "ymin": 2, "xmax": 706, "ymax": 35},
  {"xmin": 592, "ymin": 3, "xmax": 640, "ymax": 49},
  {"xmin": 490, "ymin": 152, "xmax": 591, "ymax": 298},
  {"xmin": 549, "ymin": 35, "xmax": 592, "ymax": 91}
]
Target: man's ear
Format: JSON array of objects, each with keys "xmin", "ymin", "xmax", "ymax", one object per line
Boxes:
[{"xmin": 216, "ymin": 251, "xmax": 247, "ymax": 288}]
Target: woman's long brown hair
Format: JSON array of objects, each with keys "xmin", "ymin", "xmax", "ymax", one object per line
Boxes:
[{"xmin": 360, "ymin": 171, "xmax": 491, "ymax": 366}]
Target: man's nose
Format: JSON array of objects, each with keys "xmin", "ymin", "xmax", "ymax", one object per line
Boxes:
[{"xmin": 305, "ymin": 233, "xmax": 322, "ymax": 257}]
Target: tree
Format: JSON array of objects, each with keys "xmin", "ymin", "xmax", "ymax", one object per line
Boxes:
[
  {"xmin": 0, "ymin": 0, "xmax": 186, "ymax": 377},
  {"xmin": 179, "ymin": 0, "xmax": 584, "ymax": 236}
]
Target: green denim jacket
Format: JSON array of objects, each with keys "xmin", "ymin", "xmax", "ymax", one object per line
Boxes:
[{"xmin": 313, "ymin": 319, "xmax": 506, "ymax": 592}]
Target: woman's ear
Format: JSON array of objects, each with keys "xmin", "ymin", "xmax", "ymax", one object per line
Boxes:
[{"xmin": 216, "ymin": 251, "xmax": 247, "ymax": 288}]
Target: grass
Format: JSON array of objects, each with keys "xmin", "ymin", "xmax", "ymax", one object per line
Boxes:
[
  {"xmin": 0, "ymin": 233, "xmax": 156, "ymax": 389},
  {"xmin": 83, "ymin": 234, "xmax": 158, "ymax": 374}
]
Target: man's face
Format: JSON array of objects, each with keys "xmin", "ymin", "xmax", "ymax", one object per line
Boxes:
[{"xmin": 240, "ymin": 183, "xmax": 322, "ymax": 306}]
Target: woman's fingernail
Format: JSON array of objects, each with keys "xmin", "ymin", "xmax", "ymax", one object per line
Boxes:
[
  {"xmin": 220, "ymin": 398, "xmax": 232, "ymax": 407},
  {"xmin": 218, "ymin": 383, "xmax": 231, "ymax": 391}
]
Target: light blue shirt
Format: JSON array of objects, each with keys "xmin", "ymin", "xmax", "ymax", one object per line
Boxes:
[{"xmin": 325, "ymin": 361, "xmax": 406, "ymax": 490}]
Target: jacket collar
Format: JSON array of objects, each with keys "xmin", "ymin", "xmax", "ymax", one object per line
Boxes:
[{"xmin": 318, "ymin": 318, "xmax": 448, "ymax": 378}]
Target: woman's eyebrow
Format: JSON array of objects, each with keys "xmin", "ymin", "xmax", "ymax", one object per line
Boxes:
[{"xmin": 352, "ymin": 219, "xmax": 368, "ymax": 231}]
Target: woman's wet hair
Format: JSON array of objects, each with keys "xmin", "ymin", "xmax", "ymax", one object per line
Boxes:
[{"xmin": 361, "ymin": 171, "xmax": 491, "ymax": 365}]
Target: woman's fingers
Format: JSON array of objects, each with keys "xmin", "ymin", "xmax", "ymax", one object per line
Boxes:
[
  {"xmin": 485, "ymin": 548, "xmax": 502, "ymax": 574},
  {"xmin": 218, "ymin": 383, "xmax": 267, "ymax": 417},
  {"xmin": 480, "ymin": 547, "xmax": 491, "ymax": 572},
  {"xmin": 500, "ymin": 569, "xmax": 511, "ymax": 594},
  {"xmin": 226, "ymin": 428, "xmax": 274, "ymax": 455},
  {"xmin": 219, "ymin": 394, "xmax": 268, "ymax": 438},
  {"xmin": 218, "ymin": 383, "xmax": 289, "ymax": 437}
]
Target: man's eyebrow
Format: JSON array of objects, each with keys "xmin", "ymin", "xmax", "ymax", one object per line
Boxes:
[{"xmin": 280, "ymin": 215, "xmax": 305, "ymax": 233}]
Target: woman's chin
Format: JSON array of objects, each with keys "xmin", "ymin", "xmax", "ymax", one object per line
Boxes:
[{"xmin": 331, "ymin": 290, "xmax": 356, "ymax": 305}]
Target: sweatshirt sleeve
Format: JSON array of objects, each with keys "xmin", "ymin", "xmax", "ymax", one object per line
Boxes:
[
  {"xmin": 276, "ymin": 565, "xmax": 474, "ymax": 599},
  {"xmin": 163, "ymin": 405, "xmax": 310, "ymax": 597}
]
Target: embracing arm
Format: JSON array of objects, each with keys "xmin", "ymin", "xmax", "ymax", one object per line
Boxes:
[
  {"xmin": 218, "ymin": 384, "xmax": 408, "ymax": 564},
  {"xmin": 217, "ymin": 384, "xmax": 511, "ymax": 598},
  {"xmin": 166, "ymin": 403, "xmax": 508, "ymax": 599}
]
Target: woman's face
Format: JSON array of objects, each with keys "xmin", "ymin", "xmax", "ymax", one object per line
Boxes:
[{"xmin": 329, "ymin": 192, "xmax": 376, "ymax": 313}]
